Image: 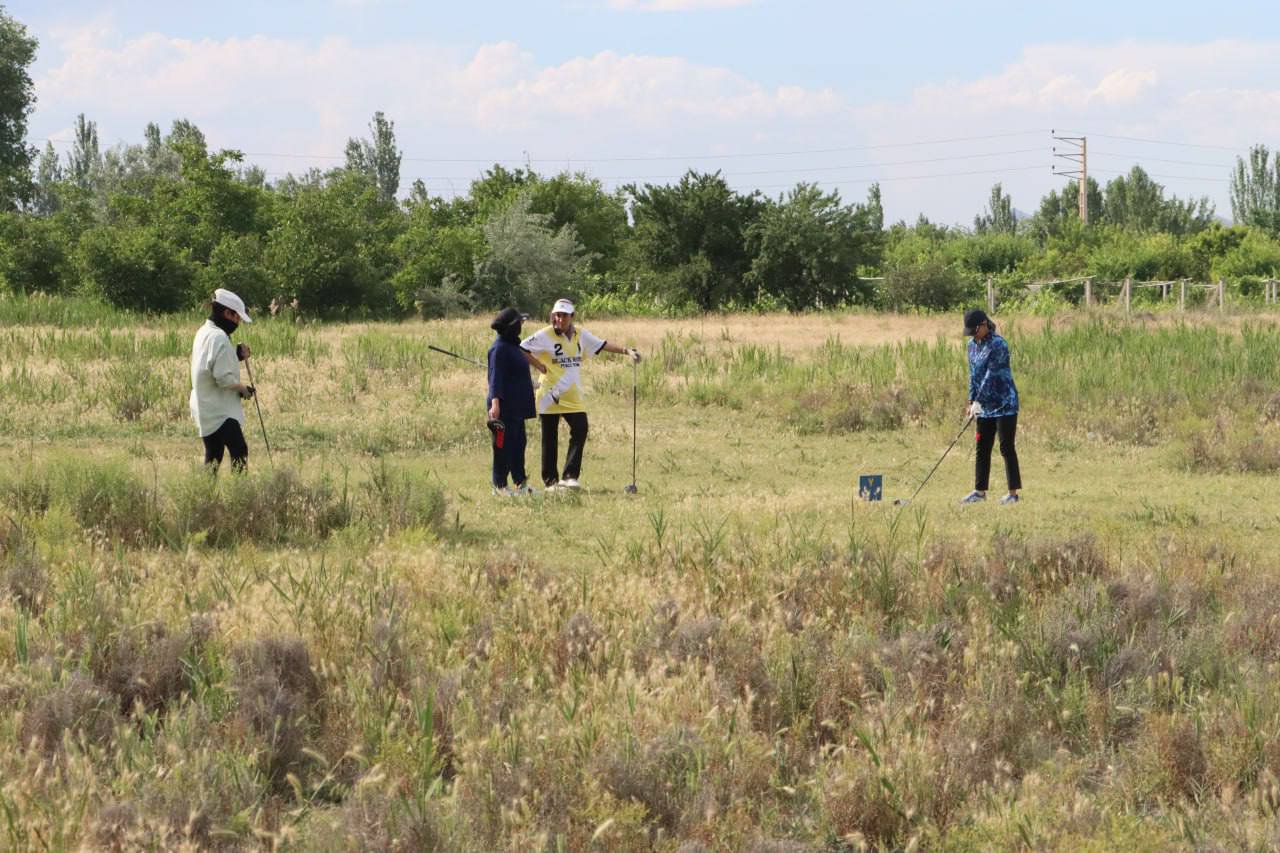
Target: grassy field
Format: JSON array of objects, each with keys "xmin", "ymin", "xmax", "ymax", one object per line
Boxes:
[{"xmin": 5, "ymin": 300, "xmax": 1280, "ymax": 849}]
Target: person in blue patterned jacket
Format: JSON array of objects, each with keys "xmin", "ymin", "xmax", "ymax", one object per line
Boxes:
[{"xmin": 960, "ymin": 308, "xmax": 1021, "ymax": 504}]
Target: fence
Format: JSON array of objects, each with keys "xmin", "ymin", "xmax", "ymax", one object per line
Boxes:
[{"xmin": 987, "ymin": 276, "xmax": 1279, "ymax": 316}]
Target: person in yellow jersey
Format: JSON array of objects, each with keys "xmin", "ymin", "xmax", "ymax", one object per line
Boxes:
[{"xmin": 520, "ymin": 298, "xmax": 641, "ymax": 489}]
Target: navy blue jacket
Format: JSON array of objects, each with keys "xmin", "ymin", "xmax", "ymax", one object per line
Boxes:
[
  {"xmin": 487, "ymin": 337, "xmax": 535, "ymax": 420},
  {"xmin": 968, "ymin": 330, "xmax": 1019, "ymax": 418}
]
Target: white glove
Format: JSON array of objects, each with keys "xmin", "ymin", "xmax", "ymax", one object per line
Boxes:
[
  {"xmin": 967, "ymin": 401, "xmax": 984, "ymax": 418},
  {"xmin": 538, "ymin": 392, "xmax": 559, "ymax": 414},
  {"xmin": 627, "ymin": 347, "xmax": 642, "ymax": 364}
]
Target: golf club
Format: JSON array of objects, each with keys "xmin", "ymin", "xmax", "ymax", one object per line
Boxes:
[
  {"xmin": 243, "ymin": 357, "xmax": 274, "ymax": 467},
  {"xmin": 893, "ymin": 367, "xmax": 992, "ymax": 509},
  {"xmin": 893, "ymin": 413, "xmax": 973, "ymax": 508},
  {"xmin": 625, "ymin": 359, "xmax": 638, "ymax": 494},
  {"xmin": 428, "ymin": 344, "xmax": 484, "ymax": 368}
]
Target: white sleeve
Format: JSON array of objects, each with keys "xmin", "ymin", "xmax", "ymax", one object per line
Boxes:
[
  {"xmin": 210, "ymin": 336, "xmax": 241, "ymax": 389},
  {"xmin": 579, "ymin": 328, "xmax": 606, "ymax": 358},
  {"xmin": 520, "ymin": 328, "xmax": 550, "ymax": 354}
]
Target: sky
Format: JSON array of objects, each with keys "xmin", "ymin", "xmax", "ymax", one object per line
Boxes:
[{"xmin": 12, "ymin": 0, "xmax": 1280, "ymax": 224}]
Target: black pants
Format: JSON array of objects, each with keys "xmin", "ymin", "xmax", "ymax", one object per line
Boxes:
[
  {"xmin": 203, "ymin": 418, "xmax": 248, "ymax": 473},
  {"xmin": 492, "ymin": 417, "xmax": 529, "ymax": 488},
  {"xmin": 540, "ymin": 412, "xmax": 588, "ymax": 486},
  {"xmin": 975, "ymin": 414, "xmax": 1021, "ymax": 491}
]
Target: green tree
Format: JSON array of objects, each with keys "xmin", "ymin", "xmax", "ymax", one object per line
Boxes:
[
  {"xmin": 469, "ymin": 164, "xmax": 536, "ymax": 220},
  {"xmin": 77, "ymin": 223, "xmax": 194, "ymax": 312},
  {"xmin": 626, "ymin": 170, "xmax": 763, "ymax": 310},
  {"xmin": 345, "ymin": 111, "xmax": 401, "ymax": 204},
  {"xmin": 1101, "ymin": 165, "xmax": 1213, "ymax": 234},
  {"xmin": 264, "ymin": 172, "xmax": 394, "ymax": 316},
  {"xmin": 472, "ymin": 193, "xmax": 592, "ymax": 312},
  {"xmin": 31, "ymin": 141, "xmax": 61, "ymax": 215},
  {"xmin": 68, "ymin": 113, "xmax": 100, "ymax": 191},
  {"xmin": 527, "ymin": 172, "xmax": 628, "ymax": 275},
  {"xmin": 974, "ymin": 183, "xmax": 1016, "ymax": 234},
  {"xmin": 0, "ymin": 4, "xmax": 37, "ymax": 208},
  {"xmin": 0, "ymin": 211, "xmax": 71, "ymax": 293},
  {"xmin": 744, "ymin": 183, "xmax": 877, "ymax": 310},
  {"xmin": 1230, "ymin": 145, "xmax": 1280, "ymax": 234},
  {"xmin": 392, "ymin": 194, "xmax": 484, "ymax": 314}
]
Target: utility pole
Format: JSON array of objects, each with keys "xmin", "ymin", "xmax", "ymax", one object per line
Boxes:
[{"xmin": 1051, "ymin": 131, "xmax": 1089, "ymax": 225}]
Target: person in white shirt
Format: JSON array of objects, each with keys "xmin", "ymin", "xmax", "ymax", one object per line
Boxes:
[
  {"xmin": 190, "ymin": 288, "xmax": 257, "ymax": 472},
  {"xmin": 520, "ymin": 298, "xmax": 641, "ymax": 489}
]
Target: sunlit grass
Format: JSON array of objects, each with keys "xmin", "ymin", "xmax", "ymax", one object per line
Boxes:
[{"xmin": 4, "ymin": 302, "xmax": 1280, "ymax": 847}]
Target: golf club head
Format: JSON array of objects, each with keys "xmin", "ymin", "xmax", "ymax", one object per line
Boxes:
[
  {"xmin": 892, "ymin": 498, "xmax": 909, "ymax": 506},
  {"xmin": 624, "ymin": 483, "xmax": 638, "ymax": 494}
]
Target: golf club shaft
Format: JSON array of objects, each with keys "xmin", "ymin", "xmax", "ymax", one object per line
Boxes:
[
  {"xmin": 903, "ymin": 414, "xmax": 973, "ymax": 505},
  {"xmin": 244, "ymin": 358, "xmax": 274, "ymax": 466},
  {"xmin": 428, "ymin": 344, "xmax": 484, "ymax": 368},
  {"xmin": 631, "ymin": 361, "xmax": 637, "ymax": 487}
]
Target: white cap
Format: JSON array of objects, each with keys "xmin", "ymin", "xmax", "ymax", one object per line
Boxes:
[
  {"xmin": 212, "ymin": 288, "xmax": 252, "ymax": 323},
  {"xmin": 551, "ymin": 298, "xmax": 575, "ymax": 315}
]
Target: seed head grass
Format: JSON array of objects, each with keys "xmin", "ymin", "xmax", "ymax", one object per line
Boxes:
[{"xmin": 4, "ymin": 305, "xmax": 1280, "ymax": 846}]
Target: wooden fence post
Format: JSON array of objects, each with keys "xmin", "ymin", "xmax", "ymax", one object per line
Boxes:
[
  {"xmin": 1218, "ymin": 278, "xmax": 1225, "ymax": 314},
  {"xmin": 1084, "ymin": 277, "xmax": 1092, "ymax": 307},
  {"xmin": 1123, "ymin": 277, "xmax": 1131, "ymax": 315},
  {"xmin": 1179, "ymin": 279, "xmax": 1186, "ymax": 311},
  {"xmin": 986, "ymin": 277, "xmax": 995, "ymax": 313}
]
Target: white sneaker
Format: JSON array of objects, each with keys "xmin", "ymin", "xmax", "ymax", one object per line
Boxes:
[
  {"xmin": 559, "ymin": 478, "xmax": 581, "ymax": 489},
  {"xmin": 511, "ymin": 484, "xmax": 536, "ymax": 496},
  {"xmin": 492, "ymin": 485, "xmax": 515, "ymax": 497}
]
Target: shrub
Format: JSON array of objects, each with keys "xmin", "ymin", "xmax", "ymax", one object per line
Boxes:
[
  {"xmin": 19, "ymin": 673, "xmax": 117, "ymax": 756},
  {"xmin": 103, "ymin": 359, "xmax": 169, "ymax": 422},
  {"xmin": 234, "ymin": 636, "xmax": 322, "ymax": 789},
  {"xmin": 77, "ymin": 223, "xmax": 195, "ymax": 313},
  {"xmin": 878, "ymin": 261, "xmax": 967, "ymax": 311}
]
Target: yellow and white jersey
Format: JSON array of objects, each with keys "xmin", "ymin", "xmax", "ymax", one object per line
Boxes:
[{"xmin": 520, "ymin": 325, "xmax": 606, "ymax": 414}]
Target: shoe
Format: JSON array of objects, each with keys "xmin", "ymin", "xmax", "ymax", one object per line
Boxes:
[
  {"xmin": 546, "ymin": 480, "xmax": 567, "ymax": 491},
  {"xmin": 511, "ymin": 484, "xmax": 536, "ymax": 496},
  {"xmin": 999, "ymin": 493, "xmax": 1020, "ymax": 505},
  {"xmin": 959, "ymin": 490, "xmax": 986, "ymax": 504},
  {"xmin": 559, "ymin": 478, "xmax": 581, "ymax": 489},
  {"xmin": 492, "ymin": 485, "xmax": 515, "ymax": 496}
]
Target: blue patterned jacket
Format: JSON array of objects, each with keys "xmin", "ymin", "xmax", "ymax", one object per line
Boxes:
[{"xmin": 967, "ymin": 329, "xmax": 1018, "ymax": 418}]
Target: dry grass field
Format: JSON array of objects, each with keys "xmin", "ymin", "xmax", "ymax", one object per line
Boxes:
[{"xmin": 4, "ymin": 301, "xmax": 1280, "ymax": 849}]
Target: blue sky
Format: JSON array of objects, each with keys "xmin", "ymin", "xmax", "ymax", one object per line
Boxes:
[{"xmin": 12, "ymin": 0, "xmax": 1280, "ymax": 223}]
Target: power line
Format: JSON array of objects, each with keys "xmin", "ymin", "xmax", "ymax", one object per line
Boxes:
[
  {"xmin": 30, "ymin": 129, "xmax": 1053, "ymax": 166},
  {"xmin": 1092, "ymin": 151, "xmax": 1234, "ymax": 169},
  {"xmin": 1066, "ymin": 130, "xmax": 1242, "ymax": 153}
]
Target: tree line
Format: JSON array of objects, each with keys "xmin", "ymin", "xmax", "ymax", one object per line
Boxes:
[{"xmin": 2, "ymin": 6, "xmax": 1280, "ymax": 318}]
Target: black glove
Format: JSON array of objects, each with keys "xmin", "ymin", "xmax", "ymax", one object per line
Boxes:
[
  {"xmin": 236, "ymin": 343, "xmax": 249, "ymax": 361},
  {"xmin": 239, "ymin": 385, "xmax": 256, "ymax": 399}
]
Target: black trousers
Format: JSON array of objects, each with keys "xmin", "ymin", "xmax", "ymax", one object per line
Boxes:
[
  {"xmin": 975, "ymin": 414, "xmax": 1021, "ymax": 491},
  {"xmin": 203, "ymin": 418, "xmax": 248, "ymax": 473},
  {"xmin": 540, "ymin": 412, "xmax": 589, "ymax": 486},
  {"xmin": 492, "ymin": 417, "xmax": 529, "ymax": 488}
]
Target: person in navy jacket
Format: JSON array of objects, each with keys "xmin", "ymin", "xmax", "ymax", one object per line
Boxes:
[
  {"xmin": 486, "ymin": 307, "xmax": 538, "ymax": 496},
  {"xmin": 960, "ymin": 308, "xmax": 1022, "ymax": 505}
]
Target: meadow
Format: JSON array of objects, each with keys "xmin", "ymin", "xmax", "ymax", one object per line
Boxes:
[{"xmin": 5, "ymin": 295, "xmax": 1280, "ymax": 849}]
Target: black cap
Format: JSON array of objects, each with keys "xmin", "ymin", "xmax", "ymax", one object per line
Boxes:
[
  {"xmin": 963, "ymin": 308, "xmax": 990, "ymax": 336},
  {"xmin": 490, "ymin": 307, "xmax": 528, "ymax": 335}
]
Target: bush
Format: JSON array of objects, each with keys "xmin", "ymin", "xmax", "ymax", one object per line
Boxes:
[
  {"xmin": 77, "ymin": 224, "xmax": 195, "ymax": 312},
  {"xmin": 878, "ymin": 261, "xmax": 968, "ymax": 311},
  {"xmin": 103, "ymin": 360, "xmax": 169, "ymax": 422},
  {"xmin": 198, "ymin": 234, "xmax": 272, "ymax": 312}
]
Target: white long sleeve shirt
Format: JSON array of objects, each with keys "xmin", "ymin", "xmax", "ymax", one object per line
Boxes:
[{"xmin": 189, "ymin": 320, "xmax": 244, "ymax": 437}]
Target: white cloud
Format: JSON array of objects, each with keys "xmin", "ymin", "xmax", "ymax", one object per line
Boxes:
[
  {"xmin": 31, "ymin": 26, "xmax": 842, "ymax": 158},
  {"xmin": 26, "ymin": 27, "xmax": 1280, "ymax": 223}
]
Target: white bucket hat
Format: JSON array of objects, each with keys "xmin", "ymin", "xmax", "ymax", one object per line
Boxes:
[
  {"xmin": 551, "ymin": 298, "xmax": 575, "ymax": 315},
  {"xmin": 213, "ymin": 288, "xmax": 252, "ymax": 323}
]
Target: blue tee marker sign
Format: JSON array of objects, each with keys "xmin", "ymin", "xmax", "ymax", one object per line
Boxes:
[{"xmin": 858, "ymin": 474, "xmax": 883, "ymax": 501}]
